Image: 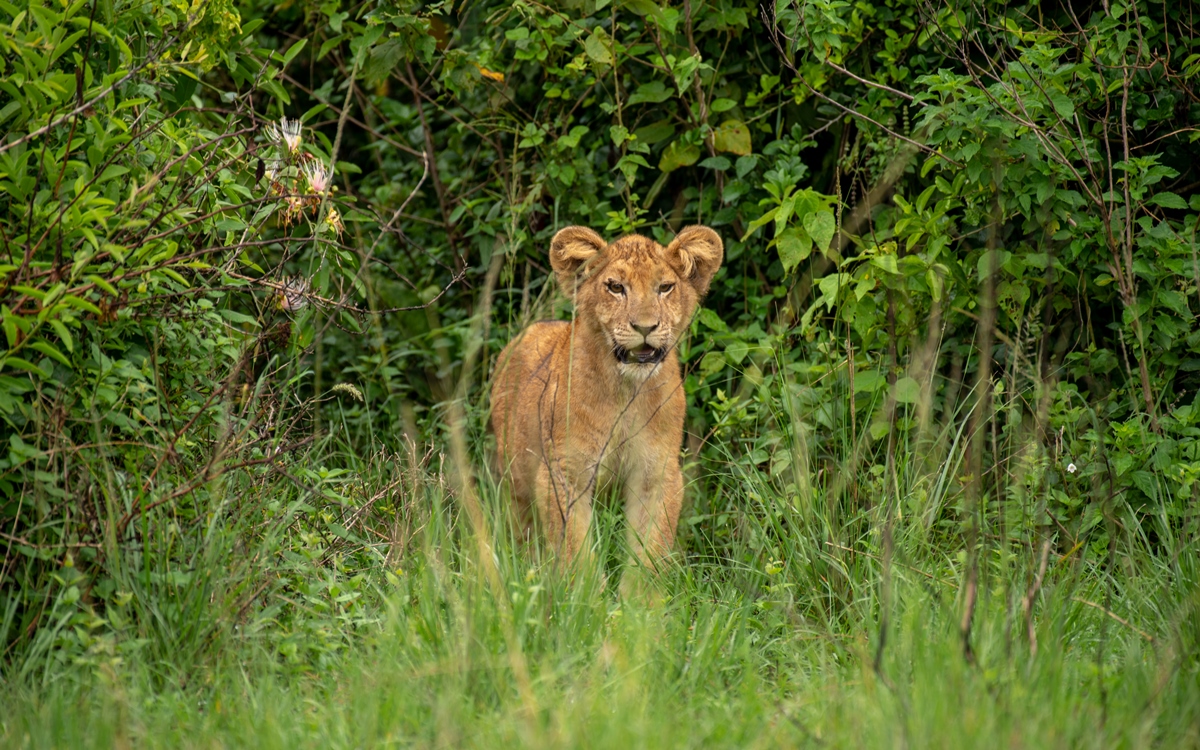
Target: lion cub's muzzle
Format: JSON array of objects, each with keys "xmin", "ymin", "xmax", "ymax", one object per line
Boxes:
[{"xmin": 612, "ymin": 343, "xmax": 668, "ymax": 365}]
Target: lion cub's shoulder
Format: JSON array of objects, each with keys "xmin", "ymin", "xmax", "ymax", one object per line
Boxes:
[
  {"xmin": 515, "ymin": 319, "xmax": 570, "ymax": 354},
  {"xmin": 494, "ymin": 319, "xmax": 570, "ymax": 376}
]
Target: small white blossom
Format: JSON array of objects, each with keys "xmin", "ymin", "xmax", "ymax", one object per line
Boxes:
[
  {"xmin": 1067, "ymin": 462, "xmax": 1077, "ymax": 474},
  {"xmin": 303, "ymin": 160, "xmax": 333, "ymax": 194},
  {"xmin": 265, "ymin": 116, "xmax": 302, "ymax": 154}
]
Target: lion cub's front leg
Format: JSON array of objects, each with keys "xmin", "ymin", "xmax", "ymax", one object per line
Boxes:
[
  {"xmin": 623, "ymin": 446, "xmax": 684, "ymax": 567},
  {"xmin": 534, "ymin": 456, "xmax": 596, "ymax": 565}
]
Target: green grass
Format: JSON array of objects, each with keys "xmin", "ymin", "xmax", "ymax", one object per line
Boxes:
[
  {"xmin": 4, "ymin": 339, "xmax": 1198, "ymax": 748},
  {"xmin": 3, "ymin": 452, "xmax": 1198, "ymax": 749}
]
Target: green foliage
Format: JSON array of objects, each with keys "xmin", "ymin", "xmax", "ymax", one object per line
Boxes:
[
  {"xmin": 2, "ymin": 463, "xmax": 1200, "ymax": 747},
  {"xmin": 1, "ymin": 0, "xmax": 1199, "ymax": 732},
  {"xmin": 0, "ymin": 0, "xmax": 395, "ymax": 672}
]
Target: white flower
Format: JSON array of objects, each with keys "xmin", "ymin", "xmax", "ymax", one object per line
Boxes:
[
  {"xmin": 265, "ymin": 116, "xmax": 302, "ymax": 154},
  {"xmin": 303, "ymin": 160, "xmax": 332, "ymax": 194},
  {"xmin": 1067, "ymin": 462, "xmax": 1077, "ymax": 474}
]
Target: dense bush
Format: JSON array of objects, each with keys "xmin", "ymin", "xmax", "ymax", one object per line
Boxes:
[{"xmin": 1, "ymin": 0, "xmax": 1198, "ymax": 680}]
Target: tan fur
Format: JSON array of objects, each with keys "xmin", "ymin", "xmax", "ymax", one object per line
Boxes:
[{"xmin": 490, "ymin": 225, "xmax": 723, "ymax": 568}]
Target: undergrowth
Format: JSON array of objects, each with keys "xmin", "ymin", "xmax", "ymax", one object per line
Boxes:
[
  {"xmin": 4, "ymin": 0, "xmax": 1200, "ymax": 746},
  {"xmin": 2, "ymin": 380, "xmax": 1198, "ymax": 747}
]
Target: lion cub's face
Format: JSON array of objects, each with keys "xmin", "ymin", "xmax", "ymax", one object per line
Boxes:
[{"xmin": 550, "ymin": 226, "xmax": 723, "ymax": 377}]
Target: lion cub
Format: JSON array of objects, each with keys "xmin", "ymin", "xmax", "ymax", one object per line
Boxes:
[{"xmin": 491, "ymin": 225, "xmax": 722, "ymax": 570}]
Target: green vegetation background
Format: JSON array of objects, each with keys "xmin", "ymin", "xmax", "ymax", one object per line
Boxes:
[{"xmin": 1, "ymin": 0, "xmax": 1198, "ymax": 745}]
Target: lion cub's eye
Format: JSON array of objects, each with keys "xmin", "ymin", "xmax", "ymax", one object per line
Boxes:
[
  {"xmin": 606, "ymin": 281, "xmax": 625, "ymax": 295},
  {"xmin": 658, "ymin": 283, "xmax": 675, "ymax": 295}
]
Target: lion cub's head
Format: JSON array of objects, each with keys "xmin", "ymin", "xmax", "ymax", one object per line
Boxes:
[{"xmin": 549, "ymin": 225, "xmax": 723, "ymax": 376}]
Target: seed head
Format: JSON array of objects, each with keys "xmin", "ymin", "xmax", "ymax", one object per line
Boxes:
[{"xmin": 331, "ymin": 382, "xmax": 364, "ymax": 402}]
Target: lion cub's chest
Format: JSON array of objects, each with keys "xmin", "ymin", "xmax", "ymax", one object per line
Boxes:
[{"xmin": 587, "ymin": 385, "xmax": 671, "ymax": 487}]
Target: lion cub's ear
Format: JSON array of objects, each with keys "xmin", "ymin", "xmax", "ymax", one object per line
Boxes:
[
  {"xmin": 550, "ymin": 226, "xmax": 607, "ymax": 294},
  {"xmin": 666, "ymin": 225, "xmax": 723, "ymax": 295}
]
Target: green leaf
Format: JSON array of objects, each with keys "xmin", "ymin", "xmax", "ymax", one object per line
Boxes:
[
  {"xmin": 818, "ymin": 274, "xmax": 843, "ymax": 302},
  {"xmin": 624, "ymin": 0, "xmax": 658, "ymax": 15},
  {"xmin": 282, "ymin": 38, "xmax": 308, "ymax": 66},
  {"xmin": 634, "ymin": 120, "xmax": 675, "ymax": 145},
  {"xmin": 725, "ymin": 340, "xmax": 750, "ymax": 365},
  {"xmin": 86, "ymin": 274, "xmax": 118, "ymax": 297},
  {"xmin": 29, "ymin": 340, "xmax": 70, "ymax": 368},
  {"xmin": 698, "ymin": 156, "xmax": 731, "ymax": 171},
  {"xmin": 776, "ymin": 227, "xmax": 812, "ymax": 272},
  {"xmin": 696, "ymin": 308, "xmax": 727, "ymax": 331},
  {"xmin": 1158, "ymin": 289, "xmax": 1192, "ymax": 318},
  {"xmin": 976, "ymin": 249, "xmax": 1010, "ymax": 279},
  {"xmin": 852, "ymin": 369, "xmax": 885, "ymax": 393},
  {"xmin": 699, "ymin": 350, "xmax": 726, "ymax": 378},
  {"xmin": 871, "ymin": 254, "xmax": 899, "ymax": 275},
  {"xmin": 869, "ymin": 419, "xmax": 891, "ymax": 441},
  {"xmin": 318, "ymin": 34, "xmax": 347, "ymax": 60},
  {"xmin": 713, "ymin": 119, "xmax": 752, "ymax": 155},
  {"xmin": 855, "ymin": 276, "xmax": 876, "ymax": 301},
  {"xmin": 735, "ymin": 155, "xmax": 759, "ymax": 179},
  {"xmin": 160, "ymin": 268, "xmax": 190, "ymax": 287},
  {"xmin": 59, "ymin": 294, "xmax": 102, "ymax": 315},
  {"xmin": 0, "ymin": 356, "xmax": 49, "ymax": 378},
  {"xmin": 0, "ymin": 101, "xmax": 21, "ymax": 126},
  {"xmin": 710, "ymin": 98, "xmax": 736, "ymax": 113},
  {"xmin": 740, "ymin": 208, "xmax": 777, "ymax": 241},
  {"xmin": 774, "ymin": 193, "xmax": 796, "ymax": 237},
  {"xmin": 925, "ymin": 269, "xmax": 943, "ymax": 301},
  {"xmin": 893, "ymin": 376, "xmax": 920, "ymax": 404},
  {"xmin": 659, "ymin": 139, "xmax": 700, "ymax": 172},
  {"xmin": 627, "ymin": 80, "xmax": 672, "ymax": 105},
  {"xmin": 584, "ymin": 29, "xmax": 614, "ymax": 65},
  {"xmin": 1148, "ymin": 191, "xmax": 1187, "ymax": 209},
  {"xmin": 670, "ymin": 54, "xmax": 702, "ymax": 93},
  {"xmin": 1049, "ymin": 93, "xmax": 1074, "ymax": 120},
  {"xmin": 803, "ymin": 210, "xmax": 836, "ymax": 255},
  {"xmin": 557, "ymin": 125, "xmax": 590, "ymax": 150},
  {"xmin": 259, "ymin": 79, "xmax": 291, "ymax": 105},
  {"xmin": 48, "ymin": 319, "xmax": 73, "ymax": 353},
  {"xmin": 1, "ymin": 306, "xmax": 16, "ymax": 349}
]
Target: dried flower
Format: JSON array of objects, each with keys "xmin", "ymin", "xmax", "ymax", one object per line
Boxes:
[
  {"xmin": 324, "ymin": 206, "xmax": 345, "ymax": 236},
  {"xmin": 303, "ymin": 159, "xmax": 333, "ymax": 194},
  {"xmin": 1067, "ymin": 462, "xmax": 1077, "ymax": 474},
  {"xmin": 262, "ymin": 160, "xmax": 286, "ymax": 195},
  {"xmin": 275, "ymin": 276, "xmax": 310, "ymax": 312},
  {"xmin": 265, "ymin": 116, "xmax": 302, "ymax": 154},
  {"xmin": 280, "ymin": 195, "xmax": 305, "ymax": 227}
]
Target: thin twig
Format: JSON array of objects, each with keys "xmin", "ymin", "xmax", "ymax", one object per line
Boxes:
[{"xmin": 1073, "ymin": 597, "xmax": 1155, "ymax": 642}]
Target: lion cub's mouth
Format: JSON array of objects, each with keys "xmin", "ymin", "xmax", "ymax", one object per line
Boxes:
[{"xmin": 613, "ymin": 344, "xmax": 667, "ymax": 365}]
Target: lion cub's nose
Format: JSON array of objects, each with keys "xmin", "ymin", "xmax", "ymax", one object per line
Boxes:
[{"xmin": 631, "ymin": 322, "xmax": 659, "ymax": 337}]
